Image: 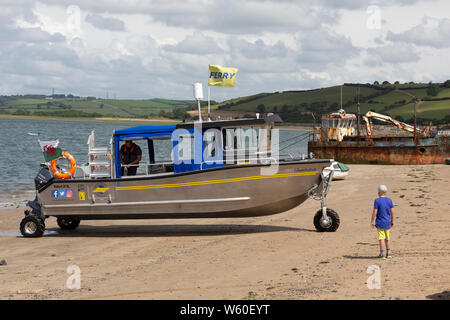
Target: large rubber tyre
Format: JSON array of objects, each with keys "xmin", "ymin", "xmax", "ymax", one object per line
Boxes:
[
  {"xmin": 20, "ymin": 215, "xmax": 45, "ymax": 238},
  {"xmin": 57, "ymin": 217, "xmax": 80, "ymax": 230},
  {"xmin": 314, "ymin": 208, "xmax": 340, "ymax": 232}
]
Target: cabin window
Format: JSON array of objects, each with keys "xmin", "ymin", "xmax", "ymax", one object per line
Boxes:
[
  {"xmin": 176, "ymin": 133, "xmax": 195, "ymax": 161},
  {"xmin": 222, "ymin": 126, "xmax": 267, "ymax": 164},
  {"xmin": 151, "ymin": 138, "xmax": 173, "ymax": 163},
  {"xmin": 204, "ymin": 129, "xmax": 222, "ymax": 159},
  {"xmin": 118, "ymin": 137, "xmax": 175, "ymax": 177},
  {"xmin": 118, "ymin": 140, "xmax": 147, "ymax": 176}
]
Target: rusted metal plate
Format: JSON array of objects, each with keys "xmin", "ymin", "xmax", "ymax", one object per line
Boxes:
[{"xmin": 308, "ymin": 136, "xmax": 449, "ymax": 165}]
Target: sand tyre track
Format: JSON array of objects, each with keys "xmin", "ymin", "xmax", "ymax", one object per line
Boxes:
[
  {"xmin": 20, "ymin": 215, "xmax": 46, "ymax": 238},
  {"xmin": 57, "ymin": 217, "xmax": 81, "ymax": 230},
  {"xmin": 314, "ymin": 208, "xmax": 340, "ymax": 232}
]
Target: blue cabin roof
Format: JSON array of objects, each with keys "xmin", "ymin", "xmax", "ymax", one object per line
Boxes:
[{"xmin": 114, "ymin": 125, "xmax": 176, "ymax": 141}]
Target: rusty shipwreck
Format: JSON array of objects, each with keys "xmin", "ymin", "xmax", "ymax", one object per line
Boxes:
[{"xmin": 308, "ymin": 109, "xmax": 449, "ymax": 165}]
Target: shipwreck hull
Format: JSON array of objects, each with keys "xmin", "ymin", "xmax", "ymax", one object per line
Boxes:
[{"xmin": 308, "ymin": 136, "xmax": 450, "ymax": 165}]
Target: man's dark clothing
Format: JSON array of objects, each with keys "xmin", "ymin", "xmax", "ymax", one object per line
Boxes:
[{"xmin": 120, "ymin": 143, "xmax": 142, "ymax": 176}]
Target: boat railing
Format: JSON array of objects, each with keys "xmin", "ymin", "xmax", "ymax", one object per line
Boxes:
[
  {"xmin": 118, "ymin": 156, "xmax": 281, "ymax": 177},
  {"xmin": 121, "ymin": 161, "xmax": 174, "ymax": 176},
  {"xmin": 202, "ymin": 156, "xmax": 278, "ymax": 167}
]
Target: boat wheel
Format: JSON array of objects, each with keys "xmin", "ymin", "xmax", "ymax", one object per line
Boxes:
[
  {"xmin": 57, "ymin": 217, "xmax": 81, "ymax": 230},
  {"xmin": 20, "ymin": 215, "xmax": 46, "ymax": 238},
  {"xmin": 313, "ymin": 208, "xmax": 340, "ymax": 232}
]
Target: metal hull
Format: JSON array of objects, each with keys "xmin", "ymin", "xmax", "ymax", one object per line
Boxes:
[
  {"xmin": 308, "ymin": 136, "xmax": 450, "ymax": 165},
  {"xmin": 39, "ymin": 160, "xmax": 331, "ymax": 220}
]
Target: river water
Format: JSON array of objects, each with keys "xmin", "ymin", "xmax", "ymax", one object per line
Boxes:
[{"xmin": 0, "ymin": 118, "xmax": 308, "ymax": 207}]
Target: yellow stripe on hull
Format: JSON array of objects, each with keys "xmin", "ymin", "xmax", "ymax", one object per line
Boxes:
[{"xmin": 116, "ymin": 171, "xmax": 319, "ymax": 191}]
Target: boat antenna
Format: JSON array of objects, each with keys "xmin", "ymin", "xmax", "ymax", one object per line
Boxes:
[{"xmin": 193, "ymin": 82, "xmax": 204, "ymax": 122}]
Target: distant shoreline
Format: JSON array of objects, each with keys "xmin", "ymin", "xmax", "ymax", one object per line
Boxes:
[
  {"xmin": 0, "ymin": 114, "xmax": 179, "ymax": 124},
  {"xmin": 0, "ymin": 114, "xmax": 312, "ymax": 130}
]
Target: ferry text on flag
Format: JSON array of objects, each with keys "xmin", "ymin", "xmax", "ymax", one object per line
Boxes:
[{"xmin": 208, "ymin": 65, "xmax": 238, "ymax": 87}]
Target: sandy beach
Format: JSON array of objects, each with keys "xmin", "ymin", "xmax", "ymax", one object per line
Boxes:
[{"xmin": 0, "ymin": 164, "xmax": 449, "ymax": 300}]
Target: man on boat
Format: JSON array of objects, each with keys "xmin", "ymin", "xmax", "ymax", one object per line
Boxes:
[{"xmin": 120, "ymin": 140, "xmax": 142, "ymax": 176}]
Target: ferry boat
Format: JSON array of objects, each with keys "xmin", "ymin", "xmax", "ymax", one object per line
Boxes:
[{"xmin": 20, "ymin": 115, "xmax": 340, "ymax": 237}]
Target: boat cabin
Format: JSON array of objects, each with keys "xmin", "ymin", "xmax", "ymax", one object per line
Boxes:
[
  {"xmin": 83, "ymin": 115, "xmax": 282, "ymax": 179},
  {"xmin": 315, "ymin": 109, "xmax": 357, "ymax": 142}
]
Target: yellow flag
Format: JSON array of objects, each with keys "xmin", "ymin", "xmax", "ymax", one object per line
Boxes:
[{"xmin": 208, "ymin": 64, "xmax": 238, "ymax": 87}]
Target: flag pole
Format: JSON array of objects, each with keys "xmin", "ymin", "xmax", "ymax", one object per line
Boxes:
[{"xmin": 208, "ymin": 85, "xmax": 211, "ymax": 121}]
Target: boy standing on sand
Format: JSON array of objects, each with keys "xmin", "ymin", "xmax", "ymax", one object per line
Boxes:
[{"xmin": 371, "ymin": 185, "xmax": 395, "ymax": 259}]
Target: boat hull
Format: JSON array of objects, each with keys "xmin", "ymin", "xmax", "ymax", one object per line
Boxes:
[
  {"xmin": 308, "ymin": 136, "xmax": 450, "ymax": 165},
  {"xmin": 39, "ymin": 160, "xmax": 331, "ymax": 219},
  {"xmin": 323, "ymin": 170, "xmax": 348, "ymax": 180}
]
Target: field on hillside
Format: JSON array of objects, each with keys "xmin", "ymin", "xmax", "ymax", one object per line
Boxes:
[
  {"xmin": 216, "ymin": 86, "xmax": 375, "ymax": 112},
  {"xmin": 389, "ymin": 100, "xmax": 450, "ymax": 120},
  {"xmin": 214, "ymin": 83, "xmax": 450, "ymax": 123},
  {"xmin": 0, "ymin": 97, "xmax": 196, "ymax": 118}
]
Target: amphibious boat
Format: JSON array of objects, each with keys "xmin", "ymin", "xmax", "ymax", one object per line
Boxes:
[{"xmin": 20, "ymin": 115, "xmax": 339, "ymax": 237}]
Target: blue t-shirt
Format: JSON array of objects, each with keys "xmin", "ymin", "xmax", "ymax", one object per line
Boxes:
[{"xmin": 374, "ymin": 197, "xmax": 394, "ymax": 229}]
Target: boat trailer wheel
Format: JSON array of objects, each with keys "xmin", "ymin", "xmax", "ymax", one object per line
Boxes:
[
  {"xmin": 57, "ymin": 217, "xmax": 81, "ymax": 230},
  {"xmin": 314, "ymin": 208, "xmax": 340, "ymax": 232},
  {"xmin": 20, "ymin": 214, "xmax": 46, "ymax": 238}
]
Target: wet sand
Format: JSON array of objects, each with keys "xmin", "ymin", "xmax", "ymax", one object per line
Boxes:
[{"xmin": 0, "ymin": 164, "xmax": 449, "ymax": 300}]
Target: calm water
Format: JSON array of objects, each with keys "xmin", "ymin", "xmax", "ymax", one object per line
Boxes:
[{"xmin": 0, "ymin": 118, "xmax": 308, "ymax": 206}]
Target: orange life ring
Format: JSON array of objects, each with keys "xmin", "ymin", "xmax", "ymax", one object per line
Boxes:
[{"xmin": 50, "ymin": 152, "xmax": 77, "ymax": 179}]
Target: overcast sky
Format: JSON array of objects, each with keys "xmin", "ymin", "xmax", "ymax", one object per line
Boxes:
[{"xmin": 1, "ymin": 0, "xmax": 450, "ymax": 101}]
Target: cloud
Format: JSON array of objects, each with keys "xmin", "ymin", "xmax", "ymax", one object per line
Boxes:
[
  {"xmin": 296, "ymin": 29, "xmax": 360, "ymax": 71},
  {"xmin": 228, "ymin": 38, "xmax": 289, "ymax": 60},
  {"xmin": 163, "ymin": 33, "xmax": 222, "ymax": 54},
  {"xmin": 0, "ymin": 26, "xmax": 65, "ymax": 43},
  {"xmin": 38, "ymin": 0, "xmax": 332, "ymax": 34},
  {"xmin": 85, "ymin": 13, "xmax": 125, "ymax": 31},
  {"xmin": 386, "ymin": 17, "xmax": 450, "ymax": 48},
  {"xmin": 149, "ymin": 1, "xmax": 329, "ymax": 34},
  {"xmin": 315, "ymin": 0, "xmax": 428, "ymax": 10},
  {"xmin": 366, "ymin": 43, "xmax": 420, "ymax": 64},
  {"xmin": 0, "ymin": 0, "xmax": 449, "ymax": 100}
]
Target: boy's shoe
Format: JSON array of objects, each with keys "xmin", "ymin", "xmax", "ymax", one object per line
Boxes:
[
  {"xmin": 377, "ymin": 253, "xmax": 386, "ymax": 259},
  {"xmin": 386, "ymin": 255, "xmax": 392, "ymax": 259}
]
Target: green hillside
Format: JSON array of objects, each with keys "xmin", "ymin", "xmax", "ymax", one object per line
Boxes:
[
  {"xmin": 0, "ymin": 95, "xmax": 198, "ymax": 120},
  {"xmin": 214, "ymin": 82, "xmax": 450, "ymax": 124},
  {"xmin": 1, "ymin": 82, "xmax": 449, "ymax": 124}
]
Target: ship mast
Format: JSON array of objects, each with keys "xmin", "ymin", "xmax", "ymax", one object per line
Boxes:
[
  {"xmin": 357, "ymin": 87, "xmax": 361, "ymax": 137},
  {"xmin": 394, "ymin": 88, "xmax": 422, "ymax": 145}
]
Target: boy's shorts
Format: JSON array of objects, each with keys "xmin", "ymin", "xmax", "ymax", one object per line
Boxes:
[{"xmin": 377, "ymin": 228, "xmax": 390, "ymax": 240}]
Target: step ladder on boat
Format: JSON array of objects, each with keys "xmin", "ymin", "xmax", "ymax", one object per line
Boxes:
[{"xmin": 87, "ymin": 130, "xmax": 112, "ymax": 179}]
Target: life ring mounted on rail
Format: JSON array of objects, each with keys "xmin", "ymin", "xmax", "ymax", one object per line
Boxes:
[{"xmin": 50, "ymin": 152, "xmax": 77, "ymax": 179}]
